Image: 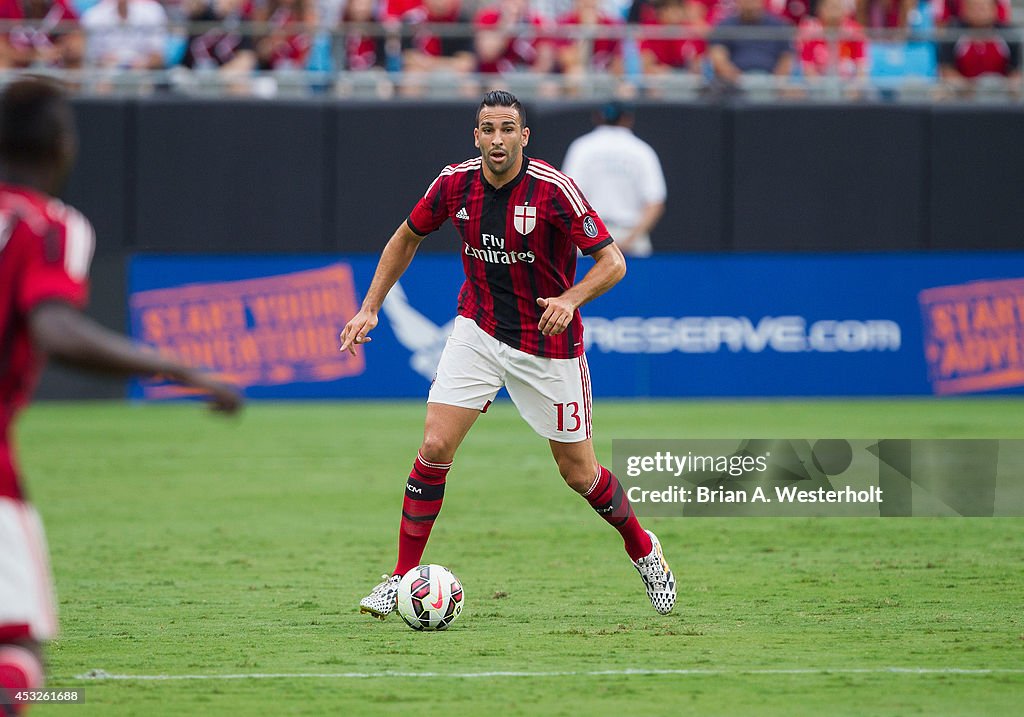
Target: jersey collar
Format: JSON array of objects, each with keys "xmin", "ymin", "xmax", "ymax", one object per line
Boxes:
[{"xmin": 481, "ymin": 155, "xmax": 530, "ymax": 193}]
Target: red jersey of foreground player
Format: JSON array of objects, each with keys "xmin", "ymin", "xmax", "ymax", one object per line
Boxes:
[{"xmin": 0, "ymin": 185, "xmax": 93, "ymax": 501}]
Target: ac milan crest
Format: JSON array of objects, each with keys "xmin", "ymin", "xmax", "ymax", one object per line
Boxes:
[{"xmin": 513, "ymin": 205, "xmax": 537, "ymax": 235}]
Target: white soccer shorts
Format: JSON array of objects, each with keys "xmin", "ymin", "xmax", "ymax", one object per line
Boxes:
[
  {"xmin": 0, "ymin": 498, "xmax": 59, "ymax": 642},
  {"xmin": 428, "ymin": 316, "xmax": 594, "ymax": 443}
]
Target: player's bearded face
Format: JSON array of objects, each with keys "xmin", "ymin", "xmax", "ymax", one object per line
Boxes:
[{"xmin": 475, "ymin": 106, "xmax": 529, "ymax": 178}]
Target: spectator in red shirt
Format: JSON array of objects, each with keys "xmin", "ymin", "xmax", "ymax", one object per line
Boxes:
[
  {"xmin": 181, "ymin": 0, "xmax": 257, "ymax": 75},
  {"xmin": 797, "ymin": 0, "xmax": 867, "ymax": 84},
  {"xmin": 402, "ymin": 0, "xmax": 475, "ymax": 75},
  {"xmin": 338, "ymin": 0, "xmax": 387, "ymax": 71},
  {"xmin": 640, "ymin": 0, "xmax": 706, "ymax": 76},
  {"xmin": 332, "ymin": 0, "xmax": 398, "ymax": 97},
  {"xmin": 630, "ymin": 0, "xmax": 723, "ymax": 25},
  {"xmin": 382, "ymin": 0, "xmax": 423, "ymax": 20},
  {"xmin": 474, "ymin": 0, "xmax": 555, "ymax": 75},
  {"xmin": 0, "ymin": 0, "xmax": 84, "ymax": 69},
  {"xmin": 938, "ymin": 0, "xmax": 1020, "ymax": 94},
  {"xmin": 254, "ymin": 0, "xmax": 316, "ymax": 71},
  {"xmin": 555, "ymin": 0, "xmax": 624, "ymax": 78}
]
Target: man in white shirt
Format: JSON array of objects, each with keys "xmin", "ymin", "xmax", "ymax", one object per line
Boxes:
[
  {"xmin": 562, "ymin": 101, "xmax": 667, "ymax": 257},
  {"xmin": 82, "ymin": 0, "xmax": 167, "ymax": 70}
]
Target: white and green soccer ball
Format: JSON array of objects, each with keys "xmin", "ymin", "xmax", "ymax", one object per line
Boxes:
[{"xmin": 396, "ymin": 564, "xmax": 465, "ymax": 631}]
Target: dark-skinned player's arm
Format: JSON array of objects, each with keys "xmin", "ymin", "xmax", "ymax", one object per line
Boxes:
[
  {"xmin": 339, "ymin": 221, "xmax": 426, "ymax": 355},
  {"xmin": 29, "ymin": 301, "xmax": 243, "ymax": 414},
  {"xmin": 537, "ymin": 242, "xmax": 626, "ymax": 337}
]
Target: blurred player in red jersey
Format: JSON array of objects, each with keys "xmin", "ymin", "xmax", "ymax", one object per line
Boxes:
[
  {"xmin": 341, "ymin": 90, "xmax": 675, "ymax": 619},
  {"xmin": 0, "ymin": 78, "xmax": 242, "ymax": 713}
]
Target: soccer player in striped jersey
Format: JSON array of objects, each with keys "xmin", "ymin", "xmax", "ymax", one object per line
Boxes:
[
  {"xmin": 341, "ymin": 90, "xmax": 675, "ymax": 618},
  {"xmin": 0, "ymin": 78, "xmax": 241, "ymax": 712}
]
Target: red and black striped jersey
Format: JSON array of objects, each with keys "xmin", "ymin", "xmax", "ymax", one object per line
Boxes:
[{"xmin": 407, "ymin": 155, "xmax": 612, "ymax": 359}]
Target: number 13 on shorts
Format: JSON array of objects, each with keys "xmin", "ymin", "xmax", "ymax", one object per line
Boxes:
[{"xmin": 554, "ymin": 402, "xmax": 582, "ymax": 432}]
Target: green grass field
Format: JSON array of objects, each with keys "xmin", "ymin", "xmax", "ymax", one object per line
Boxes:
[{"xmin": 15, "ymin": 399, "xmax": 1024, "ymax": 716}]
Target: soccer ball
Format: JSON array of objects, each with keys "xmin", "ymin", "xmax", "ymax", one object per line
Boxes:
[{"xmin": 396, "ymin": 564, "xmax": 465, "ymax": 631}]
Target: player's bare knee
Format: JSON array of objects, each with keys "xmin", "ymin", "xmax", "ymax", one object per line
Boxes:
[
  {"xmin": 419, "ymin": 435, "xmax": 455, "ymax": 465},
  {"xmin": 565, "ymin": 472, "xmax": 594, "ymax": 494},
  {"xmin": 556, "ymin": 458, "xmax": 595, "ymax": 494},
  {"xmin": 567, "ymin": 470, "xmax": 597, "ymax": 494}
]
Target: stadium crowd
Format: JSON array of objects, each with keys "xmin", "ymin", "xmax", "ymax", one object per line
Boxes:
[{"xmin": 0, "ymin": 0, "xmax": 1019, "ymax": 98}]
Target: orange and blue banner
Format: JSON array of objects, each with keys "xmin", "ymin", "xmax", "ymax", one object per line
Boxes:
[{"xmin": 919, "ymin": 278, "xmax": 1024, "ymax": 396}]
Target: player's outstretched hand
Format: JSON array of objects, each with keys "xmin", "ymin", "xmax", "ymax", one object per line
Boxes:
[
  {"xmin": 340, "ymin": 309, "xmax": 379, "ymax": 355},
  {"xmin": 536, "ymin": 296, "xmax": 575, "ymax": 337},
  {"xmin": 178, "ymin": 370, "xmax": 244, "ymax": 415}
]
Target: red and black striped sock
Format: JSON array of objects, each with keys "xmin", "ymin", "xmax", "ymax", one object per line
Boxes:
[
  {"xmin": 584, "ymin": 465, "xmax": 653, "ymax": 562},
  {"xmin": 392, "ymin": 453, "xmax": 451, "ymax": 577}
]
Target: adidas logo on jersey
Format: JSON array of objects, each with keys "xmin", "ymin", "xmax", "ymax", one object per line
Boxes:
[{"xmin": 455, "ymin": 207, "xmax": 470, "ymax": 221}]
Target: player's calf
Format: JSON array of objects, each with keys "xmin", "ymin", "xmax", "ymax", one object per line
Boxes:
[
  {"xmin": 580, "ymin": 465, "xmax": 653, "ymax": 561},
  {"xmin": 393, "ymin": 453, "xmax": 451, "ymax": 577}
]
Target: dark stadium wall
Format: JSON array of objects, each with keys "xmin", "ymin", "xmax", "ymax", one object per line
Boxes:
[
  {"xmin": 65, "ymin": 98, "xmax": 1024, "ymax": 257},
  {"xmin": 729, "ymin": 105, "xmax": 930, "ymax": 252},
  {"xmin": 133, "ymin": 99, "xmax": 334, "ymax": 253},
  {"xmin": 928, "ymin": 107, "xmax": 1024, "ymax": 250},
  {"xmin": 38, "ymin": 98, "xmax": 1024, "ymax": 400},
  {"xmin": 37, "ymin": 99, "xmax": 135, "ymax": 400}
]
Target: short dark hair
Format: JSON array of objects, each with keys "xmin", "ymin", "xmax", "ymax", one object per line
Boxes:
[
  {"xmin": 600, "ymin": 101, "xmax": 635, "ymax": 126},
  {"xmin": 0, "ymin": 77, "xmax": 74, "ymax": 167},
  {"xmin": 476, "ymin": 90, "xmax": 526, "ymax": 127}
]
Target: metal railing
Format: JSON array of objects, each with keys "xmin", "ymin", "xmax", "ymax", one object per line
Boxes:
[{"xmin": 0, "ymin": 18, "xmax": 1021, "ymax": 102}]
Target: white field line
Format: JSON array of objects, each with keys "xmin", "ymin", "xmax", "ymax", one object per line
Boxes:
[{"xmin": 73, "ymin": 667, "xmax": 1024, "ymax": 681}]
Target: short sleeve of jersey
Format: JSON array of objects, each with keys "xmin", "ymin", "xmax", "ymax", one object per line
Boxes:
[
  {"xmin": 547, "ymin": 172, "xmax": 613, "ymax": 256},
  {"xmin": 406, "ymin": 165, "xmax": 453, "ymax": 237},
  {"xmin": 13, "ymin": 207, "xmax": 94, "ymax": 315},
  {"xmin": 575, "ymin": 210, "xmax": 613, "ymax": 256}
]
